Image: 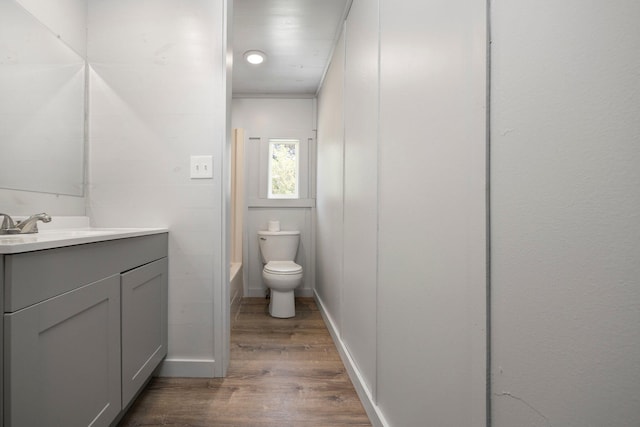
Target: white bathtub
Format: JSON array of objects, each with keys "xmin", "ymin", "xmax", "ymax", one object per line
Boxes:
[{"xmin": 230, "ymin": 262, "xmax": 243, "ymax": 326}]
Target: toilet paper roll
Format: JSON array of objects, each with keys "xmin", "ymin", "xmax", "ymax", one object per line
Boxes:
[{"xmin": 268, "ymin": 220, "xmax": 280, "ymax": 232}]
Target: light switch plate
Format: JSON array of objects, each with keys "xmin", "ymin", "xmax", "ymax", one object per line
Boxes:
[{"xmin": 190, "ymin": 155, "xmax": 213, "ymax": 179}]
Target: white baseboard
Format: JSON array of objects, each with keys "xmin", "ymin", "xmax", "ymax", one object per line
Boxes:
[
  {"xmin": 246, "ymin": 288, "xmax": 315, "ymax": 298},
  {"xmin": 157, "ymin": 358, "xmax": 217, "ymax": 378},
  {"xmin": 314, "ymin": 291, "xmax": 390, "ymax": 427}
]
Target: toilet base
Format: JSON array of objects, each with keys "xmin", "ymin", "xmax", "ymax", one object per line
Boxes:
[{"xmin": 269, "ymin": 289, "xmax": 296, "ymax": 318}]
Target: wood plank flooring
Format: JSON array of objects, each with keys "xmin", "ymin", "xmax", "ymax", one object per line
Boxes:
[{"xmin": 118, "ymin": 297, "xmax": 371, "ymax": 426}]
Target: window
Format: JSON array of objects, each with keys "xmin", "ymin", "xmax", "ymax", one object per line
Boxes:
[{"xmin": 268, "ymin": 139, "xmax": 299, "ymax": 199}]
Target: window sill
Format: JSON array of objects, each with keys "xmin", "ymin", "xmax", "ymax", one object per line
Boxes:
[{"xmin": 247, "ymin": 198, "xmax": 316, "ymax": 208}]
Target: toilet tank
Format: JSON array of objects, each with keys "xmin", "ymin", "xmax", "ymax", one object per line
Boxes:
[{"xmin": 258, "ymin": 230, "xmax": 300, "ymax": 262}]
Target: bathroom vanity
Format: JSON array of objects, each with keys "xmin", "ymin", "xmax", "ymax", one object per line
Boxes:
[{"xmin": 0, "ymin": 228, "xmax": 168, "ymax": 426}]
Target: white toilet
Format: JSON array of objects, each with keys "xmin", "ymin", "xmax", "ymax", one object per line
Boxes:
[{"xmin": 258, "ymin": 229, "xmax": 303, "ymax": 318}]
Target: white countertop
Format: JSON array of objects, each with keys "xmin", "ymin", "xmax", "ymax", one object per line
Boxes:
[{"xmin": 0, "ymin": 228, "xmax": 168, "ymax": 254}]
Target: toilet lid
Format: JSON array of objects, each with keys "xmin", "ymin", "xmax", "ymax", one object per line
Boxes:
[{"xmin": 264, "ymin": 261, "xmax": 302, "ymax": 275}]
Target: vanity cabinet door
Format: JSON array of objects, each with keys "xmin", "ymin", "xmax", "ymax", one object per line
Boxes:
[
  {"xmin": 121, "ymin": 257, "xmax": 168, "ymax": 407},
  {"xmin": 4, "ymin": 274, "xmax": 121, "ymax": 427}
]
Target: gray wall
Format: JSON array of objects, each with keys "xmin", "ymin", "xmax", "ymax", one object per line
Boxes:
[
  {"xmin": 316, "ymin": 0, "xmax": 487, "ymax": 425},
  {"xmin": 491, "ymin": 2, "xmax": 640, "ymax": 426}
]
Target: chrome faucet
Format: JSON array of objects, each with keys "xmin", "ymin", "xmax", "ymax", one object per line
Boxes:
[
  {"xmin": 0, "ymin": 213, "xmax": 20, "ymax": 235},
  {"xmin": 16, "ymin": 213, "xmax": 52, "ymax": 234}
]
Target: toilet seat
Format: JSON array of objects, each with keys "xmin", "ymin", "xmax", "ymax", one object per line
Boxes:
[{"xmin": 264, "ymin": 261, "xmax": 302, "ymax": 275}]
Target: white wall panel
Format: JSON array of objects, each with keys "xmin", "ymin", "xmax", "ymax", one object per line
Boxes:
[
  {"xmin": 87, "ymin": 0, "xmax": 227, "ymax": 376},
  {"xmin": 232, "ymin": 98, "xmax": 314, "ymax": 136},
  {"xmin": 317, "ymin": 2, "xmax": 486, "ymax": 425},
  {"xmin": 377, "ymin": 0, "xmax": 487, "ymax": 425},
  {"xmin": 491, "ymin": 2, "xmax": 640, "ymax": 426},
  {"xmin": 342, "ymin": 0, "xmax": 379, "ymax": 397},
  {"xmin": 232, "ymin": 98, "xmax": 316, "ymax": 297},
  {"xmin": 315, "ymin": 30, "xmax": 345, "ymax": 330}
]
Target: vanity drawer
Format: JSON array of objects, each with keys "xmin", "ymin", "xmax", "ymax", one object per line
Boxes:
[{"xmin": 3, "ymin": 233, "xmax": 168, "ymax": 312}]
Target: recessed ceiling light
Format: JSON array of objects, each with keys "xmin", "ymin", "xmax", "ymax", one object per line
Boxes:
[{"xmin": 244, "ymin": 50, "xmax": 266, "ymax": 65}]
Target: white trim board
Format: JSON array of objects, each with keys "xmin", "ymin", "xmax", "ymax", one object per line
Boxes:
[
  {"xmin": 157, "ymin": 358, "xmax": 217, "ymax": 378},
  {"xmin": 246, "ymin": 288, "xmax": 315, "ymax": 298},
  {"xmin": 314, "ymin": 291, "xmax": 390, "ymax": 427}
]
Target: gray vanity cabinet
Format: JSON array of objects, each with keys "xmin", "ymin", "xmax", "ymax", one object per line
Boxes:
[
  {"xmin": 121, "ymin": 257, "xmax": 168, "ymax": 407},
  {"xmin": 1, "ymin": 232, "xmax": 168, "ymax": 427},
  {"xmin": 4, "ymin": 275, "xmax": 122, "ymax": 427}
]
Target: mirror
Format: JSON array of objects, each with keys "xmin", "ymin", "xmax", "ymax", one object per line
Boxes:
[{"xmin": 0, "ymin": 0, "xmax": 86, "ymax": 196}]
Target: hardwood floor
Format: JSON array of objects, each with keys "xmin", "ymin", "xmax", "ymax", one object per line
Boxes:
[{"xmin": 119, "ymin": 297, "xmax": 371, "ymax": 426}]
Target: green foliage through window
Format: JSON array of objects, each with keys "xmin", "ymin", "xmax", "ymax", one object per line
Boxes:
[{"xmin": 268, "ymin": 139, "xmax": 299, "ymax": 199}]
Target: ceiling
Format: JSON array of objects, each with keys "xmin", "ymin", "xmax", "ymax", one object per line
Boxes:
[{"xmin": 232, "ymin": 0, "xmax": 350, "ymax": 97}]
